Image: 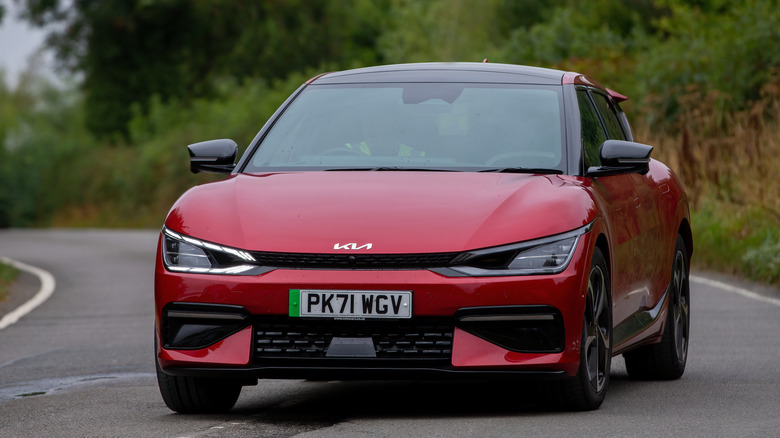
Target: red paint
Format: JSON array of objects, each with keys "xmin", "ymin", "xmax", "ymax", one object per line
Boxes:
[
  {"xmin": 158, "ymin": 326, "xmax": 252, "ymax": 368},
  {"xmin": 452, "ymin": 328, "xmax": 579, "ymax": 375},
  {"xmin": 166, "ymin": 172, "xmax": 596, "ymax": 254},
  {"xmin": 607, "ymin": 88, "xmax": 628, "ymax": 103}
]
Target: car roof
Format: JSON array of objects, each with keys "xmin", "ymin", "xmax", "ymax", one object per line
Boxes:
[{"xmin": 310, "ymin": 62, "xmax": 567, "ymax": 85}]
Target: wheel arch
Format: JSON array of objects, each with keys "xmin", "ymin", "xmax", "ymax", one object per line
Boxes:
[
  {"xmin": 678, "ymin": 218, "xmax": 693, "ymax": 265},
  {"xmin": 594, "ymin": 233, "xmax": 610, "ymax": 275}
]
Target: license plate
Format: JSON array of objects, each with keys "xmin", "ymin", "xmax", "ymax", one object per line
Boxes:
[{"xmin": 289, "ymin": 289, "xmax": 412, "ymax": 319}]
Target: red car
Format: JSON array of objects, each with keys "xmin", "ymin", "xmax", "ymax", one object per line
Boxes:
[{"xmin": 155, "ymin": 63, "xmax": 692, "ymax": 413}]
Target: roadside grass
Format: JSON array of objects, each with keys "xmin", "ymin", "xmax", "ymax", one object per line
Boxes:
[
  {"xmin": 638, "ymin": 80, "xmax": 780, "ymax": 287},
  {"xmin": 692, "ymin": 201, "xmax": 780, "ymax": 285},
  {"xmin": 0, "ymin": 261, "xmax": 20, "ymax": 303}
]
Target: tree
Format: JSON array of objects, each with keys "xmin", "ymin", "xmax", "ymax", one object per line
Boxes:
[{"xmin": 18, "ymin": 0, "xmax": 389, "ymax": 138}]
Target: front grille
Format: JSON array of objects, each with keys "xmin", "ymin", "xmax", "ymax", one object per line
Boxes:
[
  {"xmin": 254, "ymin": 318, "xmax": 453, "ymax": 361},
  {"xmin": 247, "ymin": 251, "xmax": 458, "ymax": 269}
]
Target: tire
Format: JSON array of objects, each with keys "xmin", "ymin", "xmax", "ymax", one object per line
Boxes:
[
  {"xmin": 553, "ymin": 247, "xmax": 612, "ymax": 411},
  {"xmin": 155, "ymin": 359, "xmax": 242, "ymax": 414},
  {"xmin": 624, "ymin": 234, "xmax": 690, "ymax": 380}
]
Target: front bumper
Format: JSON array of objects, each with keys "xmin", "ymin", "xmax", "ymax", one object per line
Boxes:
[{"xmin": 155, "ymin": 234, "xmax": 593, "ymax": 379}]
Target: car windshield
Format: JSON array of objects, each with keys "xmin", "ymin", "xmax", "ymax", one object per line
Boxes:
[{"xmin": 244, "ymin": 83, "xmax": 565, "ymax": 172}]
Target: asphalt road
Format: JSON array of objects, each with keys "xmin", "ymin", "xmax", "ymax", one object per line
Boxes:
[{"xmin": 0, "ymin": 229, "xmax": 778, "ymax": 437}]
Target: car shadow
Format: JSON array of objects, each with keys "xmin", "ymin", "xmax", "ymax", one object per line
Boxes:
[
  {"xmin": 165, "ymin": 360, "xmax": 650, "ymax": 429},
  {"xmin": 232, "ymin": 378, "xmax": 585, "ymax": 425}
]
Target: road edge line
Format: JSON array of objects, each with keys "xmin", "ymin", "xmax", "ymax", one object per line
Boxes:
[
  {"xmin": 691, "ymin": 274, "xmax": 780, "ymax": 307},
  {"xmin": 0, "ymin": 257, "xmax": 56, "ymax": 330}
]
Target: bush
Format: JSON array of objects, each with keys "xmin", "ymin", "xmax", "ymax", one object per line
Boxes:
[{"xmin": 742, "ymin": 236, "xmax": 780, "ymax": 285}]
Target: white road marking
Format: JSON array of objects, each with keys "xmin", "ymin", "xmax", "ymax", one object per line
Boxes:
[
  {"xmin": 691, "ymin": 274, "xmax": 780, "ymax": 307},
  {"xmin": 0, "ymin": 257, "xmax": 56, "ymax": 330}
]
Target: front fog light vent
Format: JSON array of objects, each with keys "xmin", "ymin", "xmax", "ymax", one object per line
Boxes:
[
  {"xmin": 456, "ymin": 306, "xmax": 564, "ymax": 353},
  {"xmin": 162, "ymin": 304, "xmax": 250, "ymax": 350}
]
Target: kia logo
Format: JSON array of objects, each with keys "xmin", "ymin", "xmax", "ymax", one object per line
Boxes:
[{"xmin": 334, "ymin": 243, "xmax": 373, "ymax": 250}]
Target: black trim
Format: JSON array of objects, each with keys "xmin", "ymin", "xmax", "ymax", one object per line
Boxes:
[
  {"xmin": 613, "ymin": 285, "xmax": 669, "ymax": 348},
  {"xmin": 160, "ymin": 365, "xmax": 568, "ymax": 381},
  {"xmin": 188, "ymin": 139, "xmax": 238, "ymax": 175},
  {"xmin": 162, "ymin": 303, "xmax": 251, "ymax": 350},
  {"xmin": 246, "ymin": 250, "xmax": 458, "ymax": 270},
  {"xmin": 253, "ymin": 317, "xmax": 454, "ymax": 361},
  {"xmin": 455, "ymin": 306, "xmax": 565, "ymax": 353}
]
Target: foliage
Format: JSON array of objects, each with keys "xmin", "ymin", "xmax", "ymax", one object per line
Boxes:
[
  {"xmin": 692, "ymin": 200, "xmax": 780, "ymax": 285},
  {"xmin": 636, "ymin": 0, "xmax": 780, "ymax": 125},
  {"xmin": 378, "ymin": 0, "xmax": 511, "ymax": 63},
  {"xmin": 0, "ymin": 75, "xmax": 95, "ymax": 227},
  {"xmin": 743, "ymin": 238, "xmax": 780, "ymax": 285},
  {"xmin": 50, "ymin": 72, "xmax": 310, "ymax": 227},
  {"xmin": 18, "ymin": 0, "xmax": 389, "ymax": 137}
]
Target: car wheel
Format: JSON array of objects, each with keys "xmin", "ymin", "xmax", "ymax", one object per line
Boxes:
[
  {"xmin": 554, "ymin": 247, "xmax": 612, "ymax": 411},
  {"xmin": 155, "ymin": 359, "xmax": 242, "ymax": 414},
  {"xmin": 624, "ymin": 234, "xmax": 690, "ymax": 380}
]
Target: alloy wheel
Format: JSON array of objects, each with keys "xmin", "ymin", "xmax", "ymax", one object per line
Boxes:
[
  {"xmin": 585, "ymin": 264, "xmax": 610, "ymax": 393},
  {"xmin": 671, "ymin": 249, "xmax": 690, "ymax": 364}
]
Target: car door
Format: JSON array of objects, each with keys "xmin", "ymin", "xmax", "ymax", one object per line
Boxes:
[
  {"xmin": 630, "ymin": 168, "xmax": 669, "ymax": 310},
  {"xmin": 595, "ymin": 92, "xmax": 669, "ymax": 317},
  {"xmin": 577, "ymin": 89, "xmax": 645, "ymax": 327}
]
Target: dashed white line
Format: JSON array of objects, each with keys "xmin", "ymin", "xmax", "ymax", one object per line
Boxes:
[
  {"xmin": 0, "ymin": 257, "xmax": 56, "ymax": 330},
  {"xmin": 691, "ymin": 274, "xmax": 780, "ymax": 307}
]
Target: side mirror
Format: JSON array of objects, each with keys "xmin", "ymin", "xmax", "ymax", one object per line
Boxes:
[
  {"xmin": 587, "ymin": 140, "xmax": 653, "ymax": 176},
  {"xmin": 188, "ymin": 139, "xmax": 238, "ymax": 174}
]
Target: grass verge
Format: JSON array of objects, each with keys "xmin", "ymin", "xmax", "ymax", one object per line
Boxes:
[
  {"xmin": 0, "ymin": 261, "xmax": 20, "ymax": 303},
  {"xmin": 692, "ymin": 199, "xmax": 780, "ymax": 286}
]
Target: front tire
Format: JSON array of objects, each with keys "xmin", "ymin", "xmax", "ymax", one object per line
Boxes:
[
  {"xmin": 554, "ymin": 247, "xmax": 612, "ymax": 411},
  {"xmin": 156, "ymin": 360, "xmax": 242, "ymax": 414},
  {"xmin": 624, "ymin": 234, "xmax": 690, "ymax": 380}
]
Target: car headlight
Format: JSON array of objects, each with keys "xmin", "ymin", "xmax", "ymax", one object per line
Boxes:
[
  {"xmin": 443, "ymin": 223, "xmax": 592, "ymax": 276},
  {"xmin": 506, "ymin": 237, "xmax": 578, "ymax": 271},
  {"xmin": 161, "ymin": 227, "xmax": 269, "ymax": 275}
]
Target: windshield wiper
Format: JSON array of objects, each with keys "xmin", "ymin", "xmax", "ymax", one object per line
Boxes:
[{"xmin": 478, "ymin": 167, "xmax": 564, "ymax": 175}]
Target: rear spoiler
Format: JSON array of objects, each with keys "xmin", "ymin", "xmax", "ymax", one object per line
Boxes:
[
  {"xmin": 563, "ymin": 72, "xmax": 629, "ymax": 103},
  {"xmin": 607, "ymin": 88, "xmax": 628, "ymax": 103}
]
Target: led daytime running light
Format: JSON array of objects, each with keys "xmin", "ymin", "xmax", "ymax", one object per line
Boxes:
[
  {"xmin": 162, "ymin": 227, "xmax": 261, "ymax": 275},
  {"xmin": 163, "ymin": 228, "xmax": 256, "ymax": 262}
]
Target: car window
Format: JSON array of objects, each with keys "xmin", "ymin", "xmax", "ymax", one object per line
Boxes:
[
  {"xmin": 577, "ymin": 89, "xmax": 606, "ymax": 168},
  {"xmin": 591, "ymin": 92, "xmax": 627, "ymax": 140},
  {"xmin": 245, "ymin": 84, "xmax": 566, "ymax": 172}
]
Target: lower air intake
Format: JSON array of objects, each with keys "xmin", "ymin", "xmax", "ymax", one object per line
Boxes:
[{"xmin": 254, "ymin": 318, "xmax": 453, "ymax": 361}]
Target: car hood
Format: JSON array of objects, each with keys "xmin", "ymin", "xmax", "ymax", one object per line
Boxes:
[{"xmin": 165, "ymin": 172, "xmax": 596, "ymax": 253}]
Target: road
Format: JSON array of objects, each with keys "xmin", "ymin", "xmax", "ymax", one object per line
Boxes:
[{"xmin": 1, "ymin": 229, "xmax": 778, "ymax": 437}]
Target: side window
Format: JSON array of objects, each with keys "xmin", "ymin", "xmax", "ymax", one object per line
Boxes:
[
  {"xmin": 577, "ymin": 89, "xmax": 606, "ymax": 168},
  {"xmin": 591, "ymin": 92, "xmax": 627, "ymax": 140}
]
